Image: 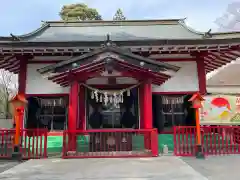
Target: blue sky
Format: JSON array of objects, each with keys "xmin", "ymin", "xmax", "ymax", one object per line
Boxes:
[{"xmin": 0, "ymin": 0, "xmax": 237, "ymax": 36}]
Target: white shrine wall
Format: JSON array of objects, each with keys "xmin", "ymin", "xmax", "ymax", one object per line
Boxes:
[
  {"xmin": 26, "ymin": 64, "xmax": 69, "ymax": 94},
  {"xmin": 152, "ymin": 61, "xmax": 199, "ymax": 92},
  {"xmin": 25, "ymin": 61, "xmax": 199, "ymax": 94}
]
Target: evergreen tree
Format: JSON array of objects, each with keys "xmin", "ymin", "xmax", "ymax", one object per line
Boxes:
[{"xmin": 113, "ymin": 8, "xmax": 126, "ymax": 20}]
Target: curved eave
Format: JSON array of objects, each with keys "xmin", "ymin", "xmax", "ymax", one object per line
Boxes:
[
  {"xmin": 179, "ymin": 19, "xmax": 240, "ymax": 39},
  {"xmin": 0, "ymin": 22, "xmax": 50, "ymax": 41},
  {"xmin": 178, "ymin": 19, "xmax": 205, "ymax": 36}
]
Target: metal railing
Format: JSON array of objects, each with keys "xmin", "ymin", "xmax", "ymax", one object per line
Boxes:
[
  {"xmin": 0, "ymin": 129, "xmax": 48, "ymax": 159},
  {"xmin": 62, "ymin": 129, "xmax": 158, "ymax": 158},
  {"xmin": 174, "ymin": 126, "xmax": 240, "ymax": 156}
]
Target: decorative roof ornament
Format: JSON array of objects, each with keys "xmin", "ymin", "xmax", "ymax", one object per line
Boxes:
[
  {"xmin": 101, "ymin": 34, "xmax": 116, "ymax": 48},
  {"xmin": 10, "ymin": 33, "xmax": 20, "ymax": 41},
  {"xmin": 203, "ymin": 29, "xmax": 212, "ymax": 38}
]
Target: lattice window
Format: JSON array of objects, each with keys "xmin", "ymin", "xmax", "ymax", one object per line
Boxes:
[
  {"xmin": 37, "ymin": 97, "xmax": 68, "ymax": 131},
  {"xmin": 161, "ymin": 95, "xmax": 185, "ymax": 130}
]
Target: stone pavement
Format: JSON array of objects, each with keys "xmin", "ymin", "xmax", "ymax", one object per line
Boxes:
[
  {"xmin": 0, "ymin": 156, "xmax": 207, "ymax": 180},
  {"xmin": 0, "ymin": 160, "xmax": 21, "ymax": 173},
  {"xmin": 182, "ymin": 155, "xmax": 240, "ymax": 180}
]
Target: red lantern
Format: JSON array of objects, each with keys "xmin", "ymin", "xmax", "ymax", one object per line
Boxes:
[
  {"xmin": 9, "ymin": 94, "xmax": 28, "ymax": 149},
  {"xmin": 188, "ymin": 93, "xmax": 205, "ymax": 109}
]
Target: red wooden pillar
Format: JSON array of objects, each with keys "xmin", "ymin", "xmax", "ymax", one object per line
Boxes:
[
  {"xmin": 17, "ymin": 56, "xmax": 27, "ymax": 129},
  {"xmin": 18, "ymin": 57, "xmax": 27, "ymax": 95},
  {"xmin": 78, "ymin": 85, "xmax": 86, "ymax": 130},
  {"xmin": 68, "ymin": 81, "xmax": 79, "ymax": 150},
  {"xmin": 140, "ymin": 81, "xmax": 153, "ymax": 149},
  {"xmin": 139, "ymin": 85, "xmax": 144, "ymax": 129},
  {"xmin": 143, "ymin": 81, "xmax": 153, "ymax": 129},
  {"xmin": 196, "ymin": 58, "xmax": 207, "ymax": 95}
]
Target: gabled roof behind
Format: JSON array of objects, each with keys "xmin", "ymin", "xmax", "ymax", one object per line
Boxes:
[
  {"xmin": 2, "ymin": 19, "xmax": 239, "ymax": 42},
  {"xmin": 207, "ymin": 58, "xmax": 240, "ymax": 86}
]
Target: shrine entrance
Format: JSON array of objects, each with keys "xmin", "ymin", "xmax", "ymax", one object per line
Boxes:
[
  {"xmin": 86, "ymin": 87, "xmax": 139, "ymax": 129},
  {"xmin": 37, "ymin": 41, "xmax": 180, "ymax": 158}
]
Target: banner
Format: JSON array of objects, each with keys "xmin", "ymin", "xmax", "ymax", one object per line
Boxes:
[{"xmin": 200, "ymin": 95, "xmax": 240, "ymax": 125}]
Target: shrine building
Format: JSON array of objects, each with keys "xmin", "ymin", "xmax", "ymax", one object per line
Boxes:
[{"xmin": 0, "ymin": 19, "xmax": 239, "ymax": 152}]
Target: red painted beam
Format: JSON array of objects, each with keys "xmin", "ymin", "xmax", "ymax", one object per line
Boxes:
[
  {"xmin": 28, "ymin": 60, "xmax": 61, "ymax": 64},
  {"xmin": 4, "ymin": 61, "xmax": 19, "ymax": 70},
  {"xmin": 225, "ymin": 51, "xmax": 240, "ymax": 58},
  {"xmin": 58, "ymin": 68, "xmax": 105, "ymax": 86},
  {"xmin": 53, "ymin": 65, "xmax": 105, "ymax": 83},
  {"xmin": 154, "ymin": 58, "xmax": 195, "ymax": 62},
  {"xmin": 116, "ymin": 64, "xmax": 164, "ymax": 81},
  {"xmin": 218, "ymin": 52, "xmax": 238, "ymax": 60},
  {"xmin": 117, "ymin": 60, "xmax": 170, "ymax": 79},
  {"xmin": 204, "ymin": 57, "xmax": 226, "ymax": 67},
  {"xmin": 0, "ymin": 56, "xmax": 16, "ymax": 69},
  {"xmin": 116, "ymin": 66, "xmax": 166, "ymax": 85},
  {"xmin": 208, "ymin": 53, "xmax": 233, "ymax": 63},
  {"xmin": 204, "ymin": 56, "xmax": 228, "ymax": 67},
  {"xmin": 6, "ymin": 66, "xmax": 20, "ymax": 73},
  {"xmin": 64, "ymin": 69, "xmax": 105, "ymax": 86},
  {"xmin": 52, "ymin": 65, "xmax": 104, "ymax": 84},
  {"xmin": 48, "ymin": 61, "xmax": 106, "ymax": 81}
]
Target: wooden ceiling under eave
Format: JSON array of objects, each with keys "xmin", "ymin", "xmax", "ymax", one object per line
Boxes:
[{"xmin": 43, "ymin": 59, "xmax": 172, "ymax": 87}]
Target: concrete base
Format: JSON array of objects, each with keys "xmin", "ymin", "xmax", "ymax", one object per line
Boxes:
[
  {"xmin": 11, "ymin": 146, "xmax": 22, "ymax": 161},
  {"xmin": 195, "ymin": 145, "xmax": 205, "ymax": 159}
]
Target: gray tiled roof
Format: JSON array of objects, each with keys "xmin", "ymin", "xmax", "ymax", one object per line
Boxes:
[
  {"xmin": 30, "ymin": 24, "xmax": 202, "ymax": 42},
  {"xmin": 1, "ymin": 19, "xmax": 239, "ymax": 44},
  {"xmin": 11, "ymin": 19, "xmax": 206, "ymax": 42}
]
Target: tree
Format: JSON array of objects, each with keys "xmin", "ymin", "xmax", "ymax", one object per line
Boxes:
[
  {"xmin": 0, "ymin": 70, "xmax": 18, "ymax": 119},
  {"xmin": 215, "ymin": 1, "xmax": 240, "ymax": 31},
  {"xmin": 59, "ymin": 3, "xmax": 102, "ymax": 21},
  {"xmin": 113, "ymin": 8, "xmax": 126, "ymax": 21}
]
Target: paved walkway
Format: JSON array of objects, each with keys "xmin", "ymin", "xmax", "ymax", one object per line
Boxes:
[
  {"xmin": 0, "ymin": 160, "xmax": 20, "ymax": 173},
  {"xmin": 182, "ymin": 155, "xmax": 240, "ymax": 180},
  {"xmin": 0, "ymin": 157, "xmax": 207, "ymax": 180}
]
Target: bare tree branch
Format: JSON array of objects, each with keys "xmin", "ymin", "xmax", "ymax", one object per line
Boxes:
[{"xmin": 0, "ymin": 69, "xmax": 18, "ymax": 118}]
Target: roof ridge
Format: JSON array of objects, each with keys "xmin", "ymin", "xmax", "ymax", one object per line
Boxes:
[{"xmin": 45, "ymin": 18, "xmax": 185, "ymax": 24}]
